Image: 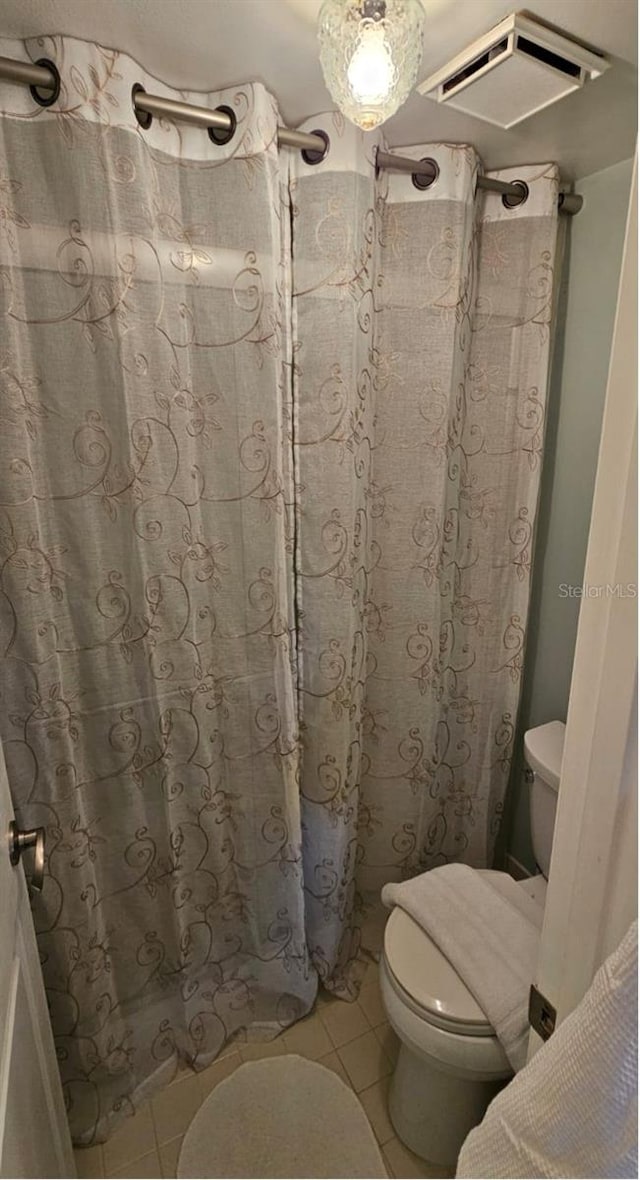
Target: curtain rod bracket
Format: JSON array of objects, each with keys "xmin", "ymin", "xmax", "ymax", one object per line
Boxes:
[{"xmin": 558, "ymin": 191, "xmax": 584, "ymax": 215}]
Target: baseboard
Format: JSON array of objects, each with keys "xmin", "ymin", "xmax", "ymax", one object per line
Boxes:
[{"xmin": 505, "ymin": 853, "xmax": 531, "ymax": 881}]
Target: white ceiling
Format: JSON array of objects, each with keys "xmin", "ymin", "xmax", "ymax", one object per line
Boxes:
[{"xmin": 1, "ymin": 0, "xmax": 637, "ymax": 179}]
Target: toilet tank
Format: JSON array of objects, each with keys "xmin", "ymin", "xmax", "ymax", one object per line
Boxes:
[{"xmin": 524, "ymin": 721, "xmax": 565, "ymax": 878}]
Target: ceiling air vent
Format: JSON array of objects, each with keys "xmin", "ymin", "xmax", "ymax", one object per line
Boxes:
[{"xmin": 417, "ymin": 13, "xmax": 609, "ymax": 129}]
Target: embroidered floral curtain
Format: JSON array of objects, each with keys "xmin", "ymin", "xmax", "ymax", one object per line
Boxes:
[
  {"xmin": 0, "ymin": 37, "xmax": 313, "ymax": 1144},
  {"xmin": 0, "ymin": 34, "xmax": 559, "ymax": 1144},
  {"xmin": 292, "ymin": 120, "xmax": 559, "ymax": 992},
  {"xmin": 290, "ymin": 121, "xmax": 384, "ymax": 994}
]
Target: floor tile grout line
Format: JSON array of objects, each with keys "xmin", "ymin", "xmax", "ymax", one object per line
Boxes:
[
  {"xmin": 97, "ymin": 991, "xmax": 399, "ymax": 1176},
  {"xmin": 150, "ymin": 1100, "xmax": 161, "ymax": 1161},
  {"xmin": 103, "ymin": 1105, "xmax": 159, "ymax": 1177},
  {"xmin": 317, "ymin": 996, "xmax": 374, "ymax": 1050},
  {"xmin": 105, "ymin": 1144, "xmax": 160, "ymax": 1179}
]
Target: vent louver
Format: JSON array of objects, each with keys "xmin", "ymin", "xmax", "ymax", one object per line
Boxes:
[
  {"xmin": 417, "ymin": 13, "xmax": 608, "ymax": 129},
  {"xmin": 515, "ymin": 36, "xmax": 582, "ymax": 80}
]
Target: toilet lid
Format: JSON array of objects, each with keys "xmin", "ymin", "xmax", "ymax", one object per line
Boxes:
[{"xmin": 383, "ymin": 907, "xmax": 494, "ymax": 1037}]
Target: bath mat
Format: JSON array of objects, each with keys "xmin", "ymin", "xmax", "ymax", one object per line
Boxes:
[{"xmin": 177, "ymin": 1053, "xmax": 388, "ymax": 1178}]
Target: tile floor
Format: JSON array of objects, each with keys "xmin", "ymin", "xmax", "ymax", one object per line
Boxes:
[{"xmin": 73, "ymin": 959, "xmax": 451, "ymax": 1180}]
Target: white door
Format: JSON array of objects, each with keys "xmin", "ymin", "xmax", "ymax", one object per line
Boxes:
[
  {"xmin": 0, "ymin": 738, "xmax": 75, "ymax": 1178},
  {"xmin": 530, "ymin": 154, "xmax": 637, "ymax": 1051}
]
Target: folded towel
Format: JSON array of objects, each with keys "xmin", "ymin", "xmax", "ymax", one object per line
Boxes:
[
  {"xmin": 381, "ymin": 864, "xmax": 542, "ymax": 1071},
  {"xmin": 456, "ymin": 921, "xmax": 638, "ymax": 1178}
]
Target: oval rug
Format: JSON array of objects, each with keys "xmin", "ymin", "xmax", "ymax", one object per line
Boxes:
[{"xmin": 178, "ymin": 1053, "xmax": 388, "ymax": 1178}]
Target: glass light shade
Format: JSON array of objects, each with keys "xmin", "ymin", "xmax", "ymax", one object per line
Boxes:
[{"xmin": 318, "ymin": 0, "xmax": 425, "ymax": 130}]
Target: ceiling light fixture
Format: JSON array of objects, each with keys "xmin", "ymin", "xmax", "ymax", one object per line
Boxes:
[{"xmin": 318, "ymin": 0, "xmax": 425, "ymax": 131}]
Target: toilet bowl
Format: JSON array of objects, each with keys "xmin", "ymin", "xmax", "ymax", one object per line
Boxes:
[
  {"xmin": 379, "ymin": 720, "xmax": 564, "ymax": 1169},
  {"xmin": 381, "ymin": 870, "xmax": 544, "ymax": 1167}
]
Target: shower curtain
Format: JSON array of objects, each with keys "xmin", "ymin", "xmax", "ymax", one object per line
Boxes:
[
  {"xmin": 292, "ymin": 118, "xmax": 560, "ymax": 993},
  {"xmin": 0, "ymin": 36, "xmax": 559, "ymax": 1141}
]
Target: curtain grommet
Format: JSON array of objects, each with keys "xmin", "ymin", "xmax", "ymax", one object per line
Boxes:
[
  {"xmin": 411, "ymin": 157, "xmax": 439, "ymax": 191},
  {"xmin": 502, "ymin": 180, "xmax": 529, "ymax": 209},
  {"xmin": 132, "ymin": 83, "xmax": 153, "ymax": 129},
  {"xmin": 301, "ymin": 130, "xmax": 330, "ymax": 166},
  {"xmin": 208, "ymin": 106, "xmax": 237, "ymax": 145},
  {"xmin": 30, "ymin": 58, "xmax": 60, "ymax": 108},
  {"xmin": 374, "ymin": 144, "xmax": 382, "ymax": 179}
]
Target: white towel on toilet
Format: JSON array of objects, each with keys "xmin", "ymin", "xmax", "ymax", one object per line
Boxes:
[{"xmin": 381, "ymin": 864, "xmax": 542, "ymax": 1071}]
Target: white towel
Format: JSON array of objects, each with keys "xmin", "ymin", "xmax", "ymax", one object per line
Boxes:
[
  {"xmin": 381, "ymin": 864, "xmax": 542, "ymax": 1071},
  {"xmin": 456, "ymin": 920, "xmax": 638, "ymax": 1178}
]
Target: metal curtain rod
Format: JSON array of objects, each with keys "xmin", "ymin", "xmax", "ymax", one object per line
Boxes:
[
  {"xmin": 375, "ymin": 150, "xmax": 583, "ymax": 215},
  {"xmin": 0, "ymin": 54, "xmax": 324, "ymax": 152},
  {"xmin": 0, "ymin": 54, "xmax": 582, "ymax": 214}
]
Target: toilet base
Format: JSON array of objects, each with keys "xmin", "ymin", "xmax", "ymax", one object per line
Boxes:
[{"xmin": 388, "ymin": 1041, "xmax": 505, "ymax": 1169}]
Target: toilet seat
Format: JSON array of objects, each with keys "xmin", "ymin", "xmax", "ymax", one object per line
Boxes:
[
  {"xmin": 383, "ymin": 907, "xmax": 493, "ymax": 1037},
  {"xmin": 382, "ymin": 869, "xmax": 545, "ymax": 1041},
  {"xmin": 380, "ymin": 953, "xmax": 512, "ymax": 1079}
]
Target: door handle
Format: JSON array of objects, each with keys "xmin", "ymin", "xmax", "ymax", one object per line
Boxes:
[{"xmin": 8, "ymin": 821, "xmax": 45, "ymax": 892}]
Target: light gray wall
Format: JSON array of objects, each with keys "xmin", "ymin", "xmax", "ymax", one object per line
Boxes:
[{"xmin": 503, "ymin": 156, "xmax": 634, "ymax": 872}]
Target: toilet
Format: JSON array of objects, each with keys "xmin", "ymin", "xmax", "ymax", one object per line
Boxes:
[{"xmin": 379, "ymin": 720, "xmax": 565, "ymax": 1169}]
